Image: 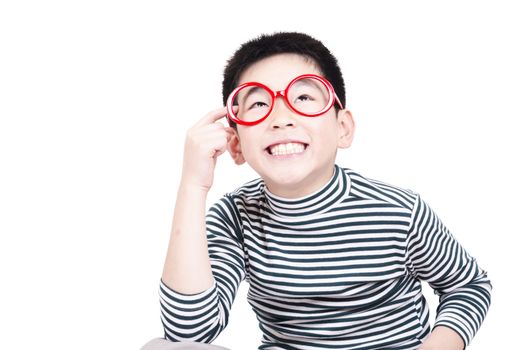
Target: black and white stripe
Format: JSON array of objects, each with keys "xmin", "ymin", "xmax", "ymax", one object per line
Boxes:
[{"xmin": 160, "ymin": 165, "xmax": 491, "ymax": 349}]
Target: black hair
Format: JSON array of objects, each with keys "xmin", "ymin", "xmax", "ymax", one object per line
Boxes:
[{"xmin": 222, "ymin": 32, "xmax": 346, "ymax": 118}]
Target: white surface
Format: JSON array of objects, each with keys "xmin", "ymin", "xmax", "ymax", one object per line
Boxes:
[{"xmin": 0, "ymin": 1, "xmax": 525, "ymax": 349}]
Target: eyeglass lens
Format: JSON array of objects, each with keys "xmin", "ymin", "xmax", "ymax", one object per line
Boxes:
[{"xmin": 232, "ymin": 77, "xmax": 330, "ymax": 123}]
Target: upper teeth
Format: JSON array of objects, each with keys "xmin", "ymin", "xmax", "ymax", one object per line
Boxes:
[{"xmin": 269, "ymin": 142, "xmax": 305, "ymax": 156}]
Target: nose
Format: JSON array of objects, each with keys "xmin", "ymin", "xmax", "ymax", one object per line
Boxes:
[{"xmin": 268, "ymin": 96, "xmax": 296, "ymax": 129}]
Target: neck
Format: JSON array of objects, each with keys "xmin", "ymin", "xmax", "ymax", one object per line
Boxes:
[
  {"xmin": 263, "ymin": 164, "xmax": 350, "ymax": 218},
  {"xmin": 264, "ymin": 164, "xmax": 336, "ymax": 199}
]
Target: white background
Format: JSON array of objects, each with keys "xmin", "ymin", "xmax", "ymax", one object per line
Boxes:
[{"xmin": 1, "ymin": 1, "xmax": 526, "ymax": 349}]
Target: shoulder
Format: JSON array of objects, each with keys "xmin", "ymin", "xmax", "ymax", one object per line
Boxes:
[
  {"xmin": 205, "ymin": 179, "xmax": 264, "ymax": 238},
  {"xmin": 228, "ymin": 177, "xmax": 265, "ymax": 200},
  {"xmin": 340, "ymin": 166, "xmax": 418, "ymax": 211},
  {"xmin": 209, "ymin": 177, "xmax": 265, "ymax": 213}
]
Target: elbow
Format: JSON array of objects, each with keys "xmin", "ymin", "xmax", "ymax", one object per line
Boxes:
[
  {"xmin": 158, "ymin": 280, "xmax": 227, "ymax": 343},
  {"xmin": 161, "ymin": 310, "xmax": 225, "ymax": 343}
]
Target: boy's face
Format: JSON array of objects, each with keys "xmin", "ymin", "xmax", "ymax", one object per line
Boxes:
[{"xmin": 227, "ymin": 53, "xmax": 354, "ymax": 198}]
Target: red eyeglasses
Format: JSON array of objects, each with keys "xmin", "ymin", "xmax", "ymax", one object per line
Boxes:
[{"xmin": 226, "ymin": 74, "xmax": 343, "ymax": 126}]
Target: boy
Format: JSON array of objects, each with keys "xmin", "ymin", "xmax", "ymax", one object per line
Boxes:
[{"xmin": 143, "ymin": 32, "xmax": 491, "ymax": 350}]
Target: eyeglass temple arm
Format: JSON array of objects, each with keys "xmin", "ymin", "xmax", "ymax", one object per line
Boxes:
[{"xmin": 334, "ymin": 93, "xmax": 344, "ymax": 109}]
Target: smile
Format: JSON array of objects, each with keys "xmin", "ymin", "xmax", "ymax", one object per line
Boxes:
[{"xmin": 267, "ymin": 142, "xmax": 307, "ymax": 156}]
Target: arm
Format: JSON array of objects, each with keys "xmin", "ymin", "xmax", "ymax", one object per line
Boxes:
[
  {"xmin": 406, "ymin": 195, "xmax": 492, "ymax": 349},
  {"xmin": 159, "ymin": 108, "xmax": 244, "ymax": 342},
  {"xmin": 161, "ymin": 107, "xmax": 234, "ymax": 293},
  {"xmin": 161, "ymin": 184, "xmax": 213, "ymax": 294},
  {"xmin": 159, "ymin": 197, "xmax": 246, "ymax": 342}
]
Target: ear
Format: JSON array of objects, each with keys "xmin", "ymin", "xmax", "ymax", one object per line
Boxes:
[
  {"xmin": 336, "ymin": 109, "xmax": 355, "ymax": 149},
  {"xmin": 227, "ymin": 129, "xmax": 246, "ymax": 165}
]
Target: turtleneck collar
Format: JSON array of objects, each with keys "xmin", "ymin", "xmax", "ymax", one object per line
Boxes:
[{"xmin": 263, "ymin": 164, "xmax": 351, "ymax": 218}]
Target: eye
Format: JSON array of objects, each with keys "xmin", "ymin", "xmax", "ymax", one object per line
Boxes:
[
  {"xmin": 295, "ymin": 94, "xmax": 315, "ymax": 102},
  {"xmin": 289, "ymin": 77, "xmax": 329, "ymax": 106},
  {"xmin": 249, "ymin": 101, "xmax": 269, "ymax": 109}
]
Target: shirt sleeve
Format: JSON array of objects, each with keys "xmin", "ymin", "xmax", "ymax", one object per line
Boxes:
[
  {"xmin": 405, "ymin": 195, "xmax": 492, "ymax": 347},
  {"xmin": 159, "ymin": 195, "xmax": 246, "ymax": 343}
]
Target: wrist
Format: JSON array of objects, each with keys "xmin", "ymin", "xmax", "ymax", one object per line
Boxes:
[{"xmin": 178, "ymin": 181, "xmax": 210, "ymax": 197}]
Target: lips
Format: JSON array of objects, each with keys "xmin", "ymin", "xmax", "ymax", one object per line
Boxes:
[{"xmin": 267, "ymin": 142, "xmax": 307, "ymax": 156}]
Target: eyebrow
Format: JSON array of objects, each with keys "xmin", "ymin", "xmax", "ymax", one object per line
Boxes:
[
  {"xmin": 290, "ymin": 79, "xmax": 327, "ymax": 97},
  {"xmin": 236, "ymin": 86, "xmax": 267, "ymax": 104}
]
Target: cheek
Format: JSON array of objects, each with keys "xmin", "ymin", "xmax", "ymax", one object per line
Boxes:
[
  {"xmin": 238, "ymin": 131, "xmax": 261, "ymax": 157},
  {"xmin": 309, "ymin": 120, "xmax": 339, "ymax": 141},
  {"xmin": 310, "ymin": 132, "xmax": 340, "ymax": 156}
]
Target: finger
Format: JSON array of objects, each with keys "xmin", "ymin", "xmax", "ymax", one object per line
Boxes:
[
  {"xmin": 192, "ymin": 126, "xmax": 232, "ymax": 147},
  {"xmin": 192, "ymin": 122, "xmax": 230, "ymax": 137},
  {"xmin": 213, "ymin": 144, "xmax": 228, "ymax": 159},
  {"xmin": 219, "ymin": 105, "xmax": 238, "ymax": 126},
  {"xmin": 193, "ymin": 107, "xmax": 231, "ymax": 128},
  {"xmin": 203, "ymin": 137, "xmax": 229, "ymax": 159}
]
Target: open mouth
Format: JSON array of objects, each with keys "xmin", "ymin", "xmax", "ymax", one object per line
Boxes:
[{"xmin": 266, "ymin": 142, "xmax": 308, "ymax": 156}]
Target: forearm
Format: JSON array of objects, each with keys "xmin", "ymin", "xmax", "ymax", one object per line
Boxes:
[
  {"xmin": 408, "ymin": 195, "xmax": 492, "ymax": 346},
  {"xmin": 419, "ymin": 326, "xmax": 465, "ymax": 350},
  {"xmin": 161, "ymin": 184, "xmax": 215, "ymax": 294}
]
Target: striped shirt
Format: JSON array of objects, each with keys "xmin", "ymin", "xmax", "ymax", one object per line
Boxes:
[{"xmin": 159, "ymin": 165, "xmax": 491, "ymax": 349}]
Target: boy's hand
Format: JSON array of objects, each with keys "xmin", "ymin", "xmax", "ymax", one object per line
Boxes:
[
  {"xmin": 180, "ymin": 107, "xmax": 236, "ymax": 192},
  {"xmin": 417, "ymin": 326, "xmax": 465, "ymax": 350}
]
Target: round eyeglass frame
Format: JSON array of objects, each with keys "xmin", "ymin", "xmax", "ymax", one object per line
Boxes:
[{"xmin": 226, "ymin": 74, "xmax": 344, "ymax": 126}]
